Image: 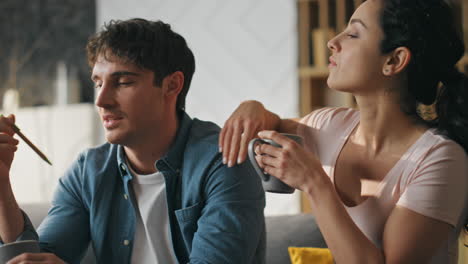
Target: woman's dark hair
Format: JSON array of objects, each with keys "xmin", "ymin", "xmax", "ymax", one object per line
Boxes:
[
  {"xmin": 86, "ymin": 18, "xmax": 195, "ymax": 112},
  {"xmin": 380, "ymin": 0, "xmax": 468, "ymax": 152}
]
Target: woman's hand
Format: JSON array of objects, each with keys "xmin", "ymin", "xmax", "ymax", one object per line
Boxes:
[
  {"xmin": 219, "ymin": 101, "xmax": 280, "ymax": 167},
  {"xmin": 255, "ymin": 130, "xmax": 324, "ymax": 192},
  {"xmin": 0, "ymin": 114, "xmax": 19, "ymax": 182},
  {"xmin": 7, "ymin": 253, "xmax": 66, "ymax": 264}
]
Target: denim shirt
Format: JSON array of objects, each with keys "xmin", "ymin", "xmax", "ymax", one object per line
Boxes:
[{"xmin": 14, "ymin": 112, "xmax": 266, "ymax": 264}]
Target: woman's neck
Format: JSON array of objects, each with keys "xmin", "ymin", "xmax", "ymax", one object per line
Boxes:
[{"xmin": 353, "ymin": 94, "xmax": 427, "ymax": 156}]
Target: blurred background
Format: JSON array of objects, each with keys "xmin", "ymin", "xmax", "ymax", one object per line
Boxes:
[{"xmin": 0, "ymin": 0, "xmax": 467, "ymax": 219}]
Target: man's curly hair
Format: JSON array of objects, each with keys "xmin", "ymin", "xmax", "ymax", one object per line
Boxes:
[{"xmin": 86, "ymin": 18, "xmax": 195, "ymax": 112}]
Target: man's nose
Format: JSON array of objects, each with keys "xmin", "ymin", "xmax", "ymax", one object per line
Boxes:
[{"xmin": 95, "ymin": 83, "xmax": 115, "ymax": 108}]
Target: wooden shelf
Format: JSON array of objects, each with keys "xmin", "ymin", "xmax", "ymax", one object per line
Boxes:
[{"xmin": 297, "ymin": 0, "xmax": 357, "ymax": 119}]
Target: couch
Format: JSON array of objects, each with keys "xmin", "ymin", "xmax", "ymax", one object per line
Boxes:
[{"xmin": 21, "ymin": 203, "xmax": 327, "ymax": 264}]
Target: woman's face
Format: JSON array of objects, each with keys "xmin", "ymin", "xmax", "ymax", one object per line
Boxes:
[{"xmin": 327, "ymin": 0, "xmax": 388, "ymax": 94}]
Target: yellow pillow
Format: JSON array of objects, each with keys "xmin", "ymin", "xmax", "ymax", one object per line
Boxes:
[{"xmin": 288, "ymin": 247, "xmax": 334, "ymax": 264}]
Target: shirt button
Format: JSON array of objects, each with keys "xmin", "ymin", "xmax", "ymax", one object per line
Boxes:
[
  {"xmin": 123, "ymin": 194, "xmax": 128, "ymax": 200},
  {"xmin": 123, "ymin": 240, "xmax": 130, "ymax": 246},
  {"xmin": 120, "ymin": 164, "xmax": 126, "ymax": 172}
]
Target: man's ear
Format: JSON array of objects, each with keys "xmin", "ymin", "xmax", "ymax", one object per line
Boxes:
[
  {"xmin": 162, "ymin": 71, "xmax": 184, "ymax": 98},
  {"xmin": 382, "ymin": 47, "xmax": 411, "ymax": 76}
]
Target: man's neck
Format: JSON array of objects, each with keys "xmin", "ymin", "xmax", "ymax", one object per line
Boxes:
[{"xmin": 124, "ymin": 113, "xmax": 180, "ymax": 175}]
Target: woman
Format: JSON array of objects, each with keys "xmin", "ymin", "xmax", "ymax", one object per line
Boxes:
[{"xmin": 219, "ymin": 0, "xmax": 468, "ymax": 263}]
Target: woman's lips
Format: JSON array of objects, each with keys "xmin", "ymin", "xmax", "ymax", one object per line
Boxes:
[{"xmin": 329, "ymin": 57, "xmax": 337, "ymax": 67}]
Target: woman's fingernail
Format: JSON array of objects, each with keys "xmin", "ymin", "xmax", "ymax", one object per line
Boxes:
[
  {"xmin": 228, "ymin": 161, "xmax": 233, "ymax": 167},
  {"xmin": 223, "ymin": 157, "xmax": 227, "ymax": 164},
  {"xmin": 237, "ymin": 158, "xmax": 242, "ymax": 164},
  {"xmin": 219, "ymin": 146, "xmax": 222, "ymax": 153}
]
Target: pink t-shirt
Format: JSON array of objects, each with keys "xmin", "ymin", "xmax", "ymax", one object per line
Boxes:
[{"xmin": 298, "ymin": 107, "xmax": 468, "ymax": 264}]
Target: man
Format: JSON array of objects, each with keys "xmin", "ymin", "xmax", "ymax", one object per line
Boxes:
[{"xmin": 0, "ymin": 18, "xmax": 265, "ymax": 263}]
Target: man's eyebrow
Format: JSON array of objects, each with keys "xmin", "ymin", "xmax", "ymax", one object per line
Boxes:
[
  {"xmin": 349, "ymin": 18, "xmax": 368, "ymax": 29},
  {"xmin": 111, "ymin": 71, "xmax": 140, "ymax": 77},
  {"xmin": 91, "ymin": 71, "xmax": 139, "ymax": 81}
]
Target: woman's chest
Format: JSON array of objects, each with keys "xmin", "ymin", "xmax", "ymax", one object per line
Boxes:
[{"xmin": 332, "ymin": 144, "xmax": 402, "ymax": 207}]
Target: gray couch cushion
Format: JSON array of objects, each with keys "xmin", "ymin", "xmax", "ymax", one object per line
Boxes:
[{"xmin": 266, "ymin": 214, "xmax": 327, "ymax": 264}]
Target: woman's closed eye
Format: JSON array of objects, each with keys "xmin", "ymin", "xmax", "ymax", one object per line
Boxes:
[{"xmin": 346, "ymin": 32, "xmax": 359, "ymax": 38}]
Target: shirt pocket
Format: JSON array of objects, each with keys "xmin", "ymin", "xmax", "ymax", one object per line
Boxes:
[{"xmin": 175, "ymin": 202, "xmax": 203, "ymax": 252}]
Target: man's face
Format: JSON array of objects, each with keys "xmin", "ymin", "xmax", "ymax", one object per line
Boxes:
[{"xmin": 91, "ymin": 54, "xmax": 167, "ymax": 146}]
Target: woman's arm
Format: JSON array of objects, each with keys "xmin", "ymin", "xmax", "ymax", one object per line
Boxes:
[
  {"xmin": 382, "ymin": 206, "xmax": 452, "ymax": 263},
  {"xmin": 305, "ymin": 178, "xmax": 452, "ymax": 264},
  {"xmin": 219, "ymin": 100, "xmax": 301, "ymax": 167},
  {"xmin": 278, "ymin": 118, "xmax": 301, "ymax": 134},
  {"xmin": 255, "ymin": 130, "xmax": 458, "ymax": 264}
]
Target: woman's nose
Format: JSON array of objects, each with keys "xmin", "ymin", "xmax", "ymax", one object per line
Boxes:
[{"xmin": 327, "ymin": 34, "xmax": 340, "ymax": 52}]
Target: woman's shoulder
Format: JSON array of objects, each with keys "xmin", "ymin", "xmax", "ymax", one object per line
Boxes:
[
  {"xmin": 406, "ymin": 129, "xmax": 468, "ymax": 185},
  {"xmin": 299, "ymin": 107, "xmax": 358, "ymax": 130},
  {"xmin": 420, "ymin": 129, "xmax": 467, "ymax": 161}
]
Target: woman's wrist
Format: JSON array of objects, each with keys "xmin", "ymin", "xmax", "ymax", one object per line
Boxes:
[
  {"xmin": 264, "ymin": 109, "xmax": 281, "ymax": 130},
  {"xmin": 239, "ymin": 100, "xmax": 280, "ymax": 130},
  {"xmin": 240, "ymin": 100, "xmax": 262, "ymax": 107},
  {"xmin": 303, "ymin": 169, "xmax": 333, "ymax": 204}
]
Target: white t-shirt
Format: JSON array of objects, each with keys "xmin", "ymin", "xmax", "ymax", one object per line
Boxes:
[
  {"xmin": 298, "ymin": 107, "xmax": 468, "ymax": 264},
  {"xmin": 129, "ymin": 163, "xmax": 178, "ymax": 264}
]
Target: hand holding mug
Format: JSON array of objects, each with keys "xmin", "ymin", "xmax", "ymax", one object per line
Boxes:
[
  {"xmin": 250, "ymin": 130, "xmax": 326, "ymax": 194},
  {"xmin": 248, "ymin": 132, "xmax": 303, "ymax": 193}
]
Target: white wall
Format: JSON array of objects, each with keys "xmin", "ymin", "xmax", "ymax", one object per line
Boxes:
[{"xmin": 99, "ymin": 0, "xmax": 301, "ymax": 216}]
